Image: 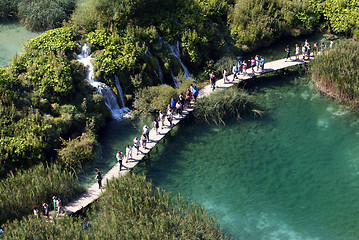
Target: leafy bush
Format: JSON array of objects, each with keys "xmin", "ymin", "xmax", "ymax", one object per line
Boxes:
[
  {"xmin": 3, "ymin": 173, "xmax": 230, "ymax": 239},
  {"xmin": 310, "ymin": 40, "xmax": 359, "ymax": 105},
  {"xmin": 133, "ymin": 85, "xmax": 177, "ymax": 115},
  {"xmin": 0, "ymin": 162, "xmax": 81, "ymax": 225},
  {"xmin": 57, "ymin": 132, "xmax": 97, "ymax": 169}
]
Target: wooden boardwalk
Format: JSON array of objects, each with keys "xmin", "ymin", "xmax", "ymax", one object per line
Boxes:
[{"xmin": 64, "ymin": 56, "xmax": 310, "ymax": 215}]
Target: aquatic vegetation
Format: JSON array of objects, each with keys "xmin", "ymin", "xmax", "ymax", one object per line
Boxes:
[
  {"xmin": 2, "ymin": 174, "xmax": 230, "ymax": 239},
  {"xmin": 193, "ymin": 88, "xmax": 256, "ymax": 125},
  {"xmin": 310, "ymin": 40, "xmax": 359, "ymax": 106},
  {"xmin": 0, "ymin": 163, "xmax": 82, "ymax": 225}
]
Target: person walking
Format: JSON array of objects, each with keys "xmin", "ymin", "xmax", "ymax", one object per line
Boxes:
[
  {"xmin": 125, "ymin": 145, "xmax": 132, "ymax": 162},
  {"xmin": 242, "ymin": 61, "xmax": 247, "ymax": 75},
  {"xmin": 232, "ymin": 64, "xmax": 238, "ymax": 80},
  {"xmin": 52, "ymin": 196, "xmax": 57, "ymax": 213},
  {"xmin": 142, "ymin": 125, "xmax": 150, "ymax": 141},
  {"xmin": 255, "ymin": 55, "xmax": 260, "ymax": 71},
  {"xmin": 95, "ymin": 170, "xmax": 102, "ymax": 189},
  {"xmin": 260, "ymin": 56, "xmax": 265, "ymax": 71},
  {"xmin": 56, "ymin": 197, "xmax": 63, "ymax": 215},
  {"xmin": 43, "ymin": 203, "xmax": 50, "ymax": 220},
  {"xmin": 250, "ymin": 57, "xmax": 256, "ymax": 73},
  {"xmin": 116, "ymin": 151, "xmax": 124, "ymax": 171},
  {"xmin": 167, "ymin": 108, "xmax": 173, "ymax": 126},
  {"xmin": 153, "ymin": 118, "xmax": 159, "ymax": 135},
  {"xmin": 209, "ymin": 72, "xmax": 216, "ymax": 91},
  {"xmin": 32, "ymin": 206, "xmax": 39, "ymax": 218},
  {"xmin": 302, "ymin": 44, "xmax": 307, "ymax": 60},
  {"xmin": 223, "ymin": 68, "xmax": 228, "ymax": 83},
  {"xmin": 176, "ymin": 101, "xmax": 182, "ymax": 115},
  {"xmin": 170, "ymin": 97, "xmax": 177, "ymax": 111},
  {"xmin": 285, "ymin": 45, "xmax": 291, "ymax": 61},
  {"xmin": 192, "ymin": 85, "xmax": 198, "ymax": 101},
  {"xmin": 295, "ymin": 44, "xmax": 300, "ymax": 60},
  {"xmin": 133, "ymin": 137, "xmax": 140, "ymax": 154},
  {"xmin": 313, "ymin": 42, "xmax": 318, "ymax": 56},
  {"xmin": 140, "ymin": 134, "xmax": 147, "ymax": 149}
]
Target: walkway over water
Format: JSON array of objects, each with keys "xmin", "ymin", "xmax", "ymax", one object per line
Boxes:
[{"xmin": 64, "ymin": 56, "xmax": 311, "ymax": 215}]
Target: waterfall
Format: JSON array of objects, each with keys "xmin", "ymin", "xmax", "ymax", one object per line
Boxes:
[
  {"xmin": 114, "ymin": 75, "xmax": 127, "ymax": 108},
  {"xmin": 154, "ymin": 57, "xmax": 164, "ymax": 84},
  {"xmin": 167, "ymin": 41, "xmax": 190, "ymax": 80},
  {"xmin": 77, "ymin": 44, "xmax": 129, "ymax": 120},
  {"xmin": 170, "ymin": 70, "xmax": 179, "ymax": 86}
]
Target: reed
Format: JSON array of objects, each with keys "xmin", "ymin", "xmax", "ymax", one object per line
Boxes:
[
  {"xmin": 2, "ymin": 173, "xmax": 231, "ymax": 239},
  {"xmin": 0, "ymin": 163, "xmax": 82, "ymax": 225},
  {"xmin": 310, "ymin": 40, "xmax": 359, "ymax": 106},
  {"xmin": 193, "ymin": 88, "xmax": 256, "ymax": 125}
]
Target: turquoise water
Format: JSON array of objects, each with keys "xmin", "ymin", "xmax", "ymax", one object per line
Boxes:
[
  {"xmin": 0, "ymin": 21, "xmax": 41, "ymax": 67},
  {"xmin": 133, "ymin": 75, "xmax": 359, "ymax": 239}
]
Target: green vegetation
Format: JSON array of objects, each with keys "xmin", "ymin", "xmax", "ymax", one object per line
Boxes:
[
  {"xmin": 0, "ymin": 162, "xmax": 81, "ymax": 225},
  {"xmin": 2, "ymin": 174, "xmax": 230, "ymax": 239},
  {"xmin": 193, "ymin": 88, "xmax": 259, "ymax": 125},
  {"xmin": 310, "ymin": 40, "xmax": 359, "ymax": 105},
  {"xmin": 0, "ymin": 0, "xmax": 77, "ymax": 30}
]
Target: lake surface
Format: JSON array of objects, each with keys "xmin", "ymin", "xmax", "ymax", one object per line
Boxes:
[
  {"xmin": 134, "ymin": 75, "xmax": 359, "ymax": 239},
  {"xmin": 0, "ymin": 21, "xmax": 40, "ymax": 67}
]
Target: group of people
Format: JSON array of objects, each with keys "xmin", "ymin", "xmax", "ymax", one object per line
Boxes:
[
  {"xmin": 32, "ymin": 196, "xmax": 63, "ymax": 219},
  {"xmin": 211, "ymin": 55, "xmax": 265, "ymax": 90},
  {"xmin": 229, "ymin": 55, "xmax": 265, "ymax": 82},
  {"xmin": 286, "ymin": 39, "xmax": 334, "ymax": 61},
  {"xmin": 115, "ymin": 84, "xmax": 199, "ymax": 171}
]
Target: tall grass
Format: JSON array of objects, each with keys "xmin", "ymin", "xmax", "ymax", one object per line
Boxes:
[
  {"xmin": 0, "ymin": 163, "xmax": 82, "ymax": 225},
  {"xmin": 193, "ymin": 88, "xmax": 257, "ymax": 125},
  {"xmin": 2, "ymin": 173, "xmax": 231, "ymax": 239},
  {"xmin": 310, "ymin": 40, "xmax": 359, "ymax": 106}
]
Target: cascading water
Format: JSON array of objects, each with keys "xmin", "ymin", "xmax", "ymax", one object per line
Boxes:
[
  {"xmin": 154, "ymin": 57, "xmax": 164, "ymax": 84},
  {"xmin": 77, "ymin": 44, "xmax": 129, "ymax": 120},
  {"xmin": 170, "ymin": 70, "xmax": 178, "ymax": 86},
  {"xmin": 114, "ymin": 75, "xmax": 128, "ymax": 109},
  {"xmin": 167, "ymin": 41, "xmax": 191, "ymax": 80}
]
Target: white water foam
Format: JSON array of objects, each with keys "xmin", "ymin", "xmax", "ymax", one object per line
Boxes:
[{"xmin": 77, "ymin": 44, "xmax": 129, "ymax": 120}]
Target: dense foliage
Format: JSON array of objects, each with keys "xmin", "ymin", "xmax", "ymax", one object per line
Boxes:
[
  {"xmin": 2, "ymin": 173, "xmax": 230, "ymax": 239},
  {"xmin": 0, "ymin": 163, "xmax": 81, "ymax": 225},
  {"xmin": 0, "ymin": 0, "xmax": 77, "ymax": 30},
  {"xmin": 310, "ymin": 40, "xmax": 359, "ymax": 105}
]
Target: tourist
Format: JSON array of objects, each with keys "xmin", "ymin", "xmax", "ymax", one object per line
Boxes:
[
  {"xmin": 250, "ymin": 57, "xmax": 256, "ymax": 73},
  {"xmin": 43, "ymin": 203, "xmax": 50, "ymax": 220},
  {"xmin": 158, "ymin": 110, "xmax": 165, "ymax": 129},
  {"xmin": 330, "ymin": 39, "xmax": 334, "ymax": 49},
  {"xmin": 142, "ymin": 125, "xmax": 150, "ymax": 141},
  {"xmin": 313, "ymin": 42, "xmax": 318, "ymax": 56},
  {"xmin": 223, "ymin": 68, "xmax": 228, "ymax": 83},
  {"xmin": 56, "ymin": 197, "xmax": 63, "ymax": 215},
  {"xmin": 133, "ymin": 136, "xmax": 140, "ymax": 154},
  {"xmin": 237, "ymin": 58, "xmax": 242, "ymax": 74},
  {"xmin": 285, "ymin": 45, "xmax": 291, "ymax": 61},
  {"xmin": 141, "ymin": 134, "xmax": 147, "ymax": 149},
  {"xmin": 32, "ymin": 206, "xmax": 39, "ymax": 218},
  {"xmin": 153, "ymin": 118, "xmax": 159, "ymax": 135},
  {"xmin": 53, "ymin": 196, "xmax": 57, "ymax": 212},
  {"xmin": 232, "ymin": 64, "xmax": 238, "ymax": 80},
  {"xmin": 304, "ymin": 39, "xmax": 309, "ymax": 47},
  {"xmin": 260, "ymin": 56, "xmax": 265, "ymax": 71},
  {"xmin": 242, "ymin": 61, "xmax": 247, "ymax": 75},
  {"xmin": 167, "ymin": 108, "xmax": 173, "ymax": 126},
  {"xmin": 176, "ymin": 101, "xmax": 182, "ymax": 115},
  {"xmin": 255, "ymin": 55, "xmax": 260, "ymax": 71},
  {"xmin": 320, "ymin": 42, "xmax": 326, "ymax": 52},
  {"xmin": 116, "ymin": 151, "xmax": 124, "ymax": 171},
  {"xmin": 170, "ymin": 97, "xmax": 177, "ymax": 111},
  {"xmin": 209, "ymin": 72, "xmax": 216, "ymax": 91},
  {"xmin": 306, "ymin": 43, "xmax": 311, "ymax": 60},
  {"xmin": 95, "ymin": 170, "xmax": 102, "ymax": 189},
  {"xmin": 192, "ymin": 85, "xmax": 198, "ymax": 101},
  {"xmin": 186, "ymin": 91, "xmax": 191, "ymax": 107},
  {"xmin": 125, "ymin": 144, "xmax": 132, "ymax": 162},
  {"xmin": 295, "ymin": 44, "xmax": 300, "ymax": 60},
  {"xmin": 179, "ymin": 94, "xmax": 185, "ymax": 111},
  {"xmin": 302, "ymin": 44, "xmax": 307, "ymax": 60}
]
